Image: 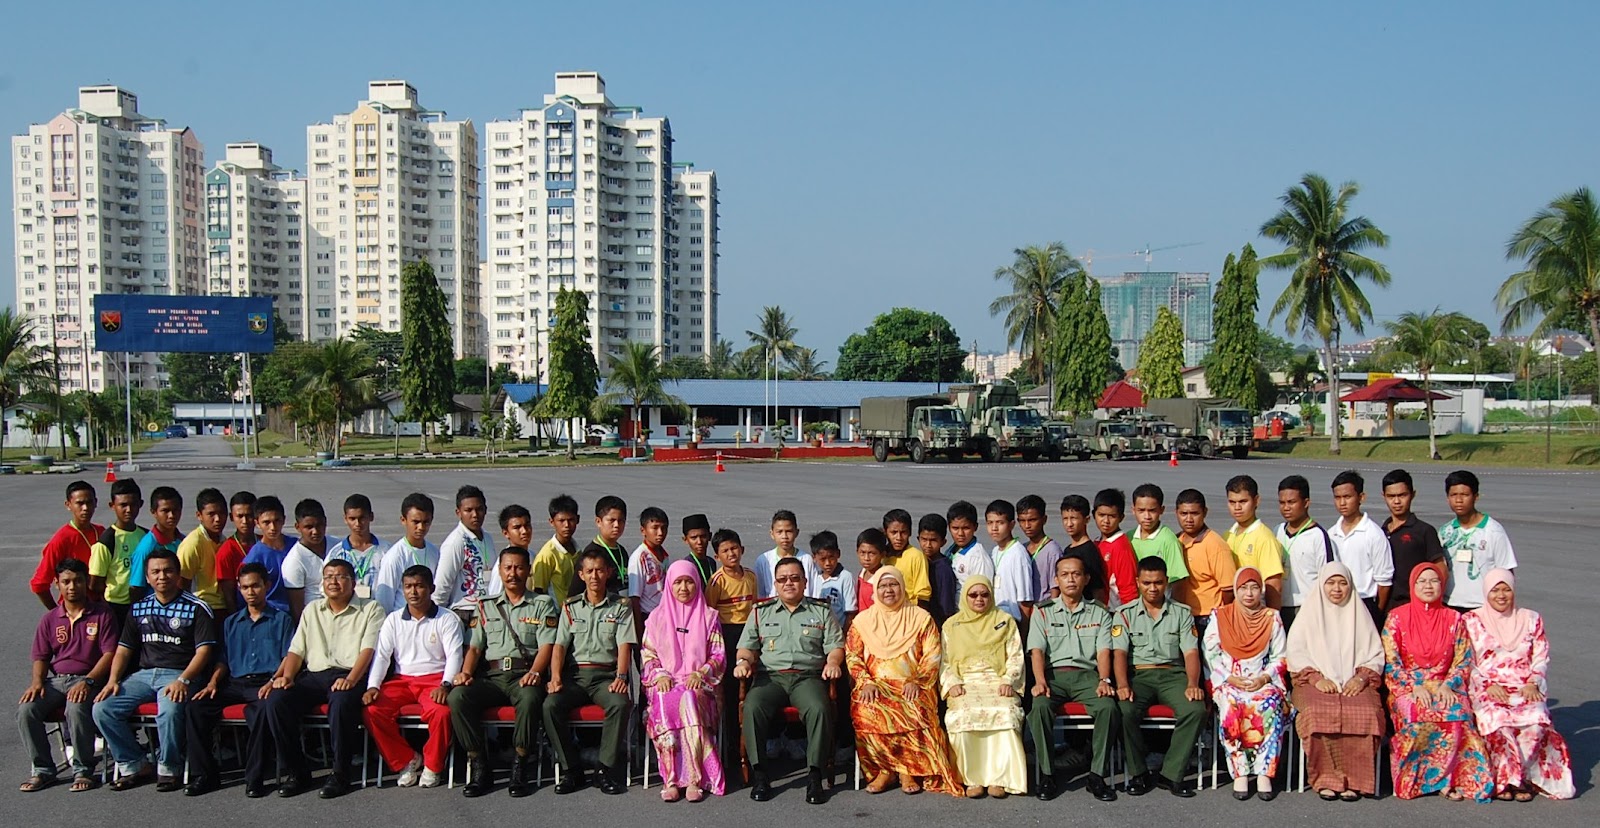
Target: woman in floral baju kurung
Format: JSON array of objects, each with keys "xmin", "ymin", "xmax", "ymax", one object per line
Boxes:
[
  {"xmin": 1382, "ymin": 562, "xmax": 1492, "ymax": 801},
  {"xmin": 641, "ymin": 560, "xmax": 726, "ymax": 801},
  {"xmin": 1202, "ymin": 567, "xmax": 1289, "ymax": 799},
  {"xmin": 1463, "ymin": 569, "xmax": 1573, "ymax": 800}
]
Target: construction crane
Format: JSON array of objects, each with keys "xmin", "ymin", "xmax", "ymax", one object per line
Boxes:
[
  {"xmin": 1137, "ymin": 241, "xmax": 1203, "ymax": 271},
  {"xmin": 1076, "ymin": 248, "xmax": 1143, "ymax": 276}
]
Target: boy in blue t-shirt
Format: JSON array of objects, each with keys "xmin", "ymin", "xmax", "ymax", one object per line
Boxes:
[
  {"xmin": 128, "ymin": 486, "xmax": 184, "ymax": 602},
  {"xmin": 807, "ymin": 530, "xmax": 858, "ymax": 630},
  {"xmin": 240, "ymin": 495, "xmax": 297, "ymax": 612}
]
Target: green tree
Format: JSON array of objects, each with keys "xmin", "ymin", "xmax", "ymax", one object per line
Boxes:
[
  {"xmin": 400, "ymin": 260, "xmax": 456, "ymax": 451},
  {"xmin": 162, "ymin": 352, "xmax": 234, "ymax": 401},
  {"xmin": 728, "ymin": 347, "xmax": 764, "ymax": 380},
  {"xmin": 0, "ymin": 308, "xmax": 52, "ymax": 459},
  {"xmin": 452, "ymin": 358, "xmax": 516, "ymax": 395},
  {"xmin": 1205, "ymin": 245, "xmax": 1264, "ymax": 407},
  {"xmin": 1284, "ymin": 351, "xmax": 1324, "ymax": 407},
  {"xmin": 351, "ymin": 325, "xmax": 402, "ymax": 387},
  {"xmin": 989, "ymin": 242, "xmax": 1085, "ymax": 385},
  {"xmin": 534, "ymin": 288, "xmax": 599, "ymax": 459},
  {"xmin": 300, "ymin": 338, "xmax": 377, "ymax": 458},
  {"xmin": 746, "ymin": 306, "xmax": 798, "ymax": 384},
  {"xmin": 597, "ymin": 341, "xmax": 685, "ymax": 455},
  {"xmin": 834, "ymin": 308, "xmax": 963, "ymax": 382},
  {"xmin": 1055, "ymin": 275, "xmax": 1114, "ymax": 414},
  {"xmin": 1377, "ymin": 309, "xmax": 1473, "ymax": 457},
  {"xmin": 706, "ymin": 339, "xmax": 737, "ymax": 378},
  {"xmin": 1136, "ymin": 306, "xmax": 1186, "ymax": 399},
  {"xmin": 661, "ymin": 354, "xmax": 714, "ymax": 380},
  {"xmin": 1498, "ymin": 186, "xmax": 1600, "ymax": 396},
  {"xmin": 1260, "ymin": 173, "xmax": 1392, "ymax": 454},
  {"xmin": 782, "ymin": 347, "xmax": 831, "ymax": 381},
  {"xmin": 1256, "ymin": 331, "xmax": 1299, "ymax": 373}
]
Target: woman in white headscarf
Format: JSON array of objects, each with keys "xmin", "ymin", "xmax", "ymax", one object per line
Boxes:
[
  {"xmin": 1462, "ymin": 568, "xmax": 1573, "ymax": 800},
  {"xmin": 1285, "ymin": 562, "xmax": 1385, "ymax": 801}
]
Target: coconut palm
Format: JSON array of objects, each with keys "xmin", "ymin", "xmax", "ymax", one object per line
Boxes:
[
  {"xmin": 989, "ymin": 242, "xmax": 1085, "ymax": 385},
  {"xmin": 1259, "ymin": 174, "xmax": 1392, "ymax": 454},
  {"xmin": 1378, "ymin": 309, "xmax": 1473, "ymax": 457},
  {"xmin": 1498, "ymin": 186, "xmax": 1600, "ymax": 393},
  {"xmin": 0, "ymin": 309, "xmax": 54, "ymax": 460},
  {"xmin": 1284, "ymin": 351, "xmax": 1323, "ymax": 401},
  {"xmin": 784, "ymin": 346, "xmax": 830, "ymax": 380},
  {"xmin": 597, "ymin": 341, "xmax": 686, "ymax": 455},
  {"xmin": 300, "ymin": 337, "xmax": 377, "ymax": 459}
]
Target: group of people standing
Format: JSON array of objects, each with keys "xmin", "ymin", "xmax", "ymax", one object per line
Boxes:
[{"xmin": 15, "ymin": 465, "xmax": 1574, "ymax": 806}]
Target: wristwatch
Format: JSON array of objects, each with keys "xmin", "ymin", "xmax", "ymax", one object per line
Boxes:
[
  {"xmin": 178, "ymin": 677, "xmax": 192, "ymax": 686},
  {"xmin": 1100, "ymin": 677, "xmax": 1114, "ymax": 686},
  {"xmin": 440, "ymin": 680, "xmax": 453, "ymax": 689}
]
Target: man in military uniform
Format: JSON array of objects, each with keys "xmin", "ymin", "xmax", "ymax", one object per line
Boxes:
[
  {"xmin": 543, "ymin": 549, "xmax": 635, "ymax": 795},
  {"xmin": 1026, "ymin": 555, "xmax": 1119, "ymax": 802},
  {"xmin": 1111, "ymin": 556, "xmax": 1206, "ymax": 798},
  {"xmin": 734, "ymin": 556, "xmax": 844, "ymax": 805},
  {"xmin": 449, "ymin": 546, "xmax": 558, "ymax": 798}
]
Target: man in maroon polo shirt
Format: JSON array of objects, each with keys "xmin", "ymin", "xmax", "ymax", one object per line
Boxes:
[{"xmin": 18, "ymin": 558, "xmax": 118, "ymax": 791}]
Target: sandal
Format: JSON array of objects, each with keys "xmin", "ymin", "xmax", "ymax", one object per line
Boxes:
[
  {"xmin": 1340, "ymin": 790, "xmax": 1360, "ymax": 802},
  {"xmin": 109, "ymin": 768, "xmax": 153, "ymax": 792},
  {"xmin": 1495, "ymin": 789, "xmax": 1516, "ymax": 801},
  {"xmin": 18, "ymin": 775, "xmax": 54, "ymax": 793},
  {"xmin": 661, "ymin": 785, "xmax": 681, "ymax": 802},
  {"xmin": 1444, "ymin": 789, "xmax": 1466, "ymax": 802},
  {"xmin": 1319, "ymin": 789, "xmax": 1339, "ymax": 801},
  {"xmin": 866, "ymin": 771, "xmax": 893, "ymax": 794},
  {"xmin": 899, "ymin": 773, "xmax": 922, "ymax": 795},
  {"xmin": 69, "ymin": 775, "xmax": 96, "ymax": 793},
  {"xmin": 1514, "ymin": 788, "xmax": 1535, "ymax": 802},
  {"xmin": 965, "ymin": 785, "xmax": 986, "ymax": 799}
]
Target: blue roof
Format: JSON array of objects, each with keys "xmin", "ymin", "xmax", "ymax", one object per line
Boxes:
[
  {"xmin": 634, "ymin": 379, "xmax": 945, "ymax": 408},
  {"xmin": 501, "ymin": 383, "xmax": 548, "ymax": 404}
]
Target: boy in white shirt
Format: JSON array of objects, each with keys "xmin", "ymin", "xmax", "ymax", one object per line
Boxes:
[
  {"xmin": 374, "ymin": 493, "xmax": 441, "ymax": 613},
  {"xmin": 281, "ymin": 498, "xmax": 330, "ymax": 620},
  {"xmin": 754, "ymin": 510, "xmax": 817, "ymax": 598},
  {"xmin": 434, "ymin": 485, "xmax": 500, "ymax": 625},
  {"xmin": 986, "ymin": 499, "xmax": 1037, "ymax": 624},
  {"xmin": 808, "ymin": 531, "xmax": 858, "ymax": 629},
  {"xmin": 326, "ymin": 494, "xmax": 384, "ymax": 601},
  {"xmin": 1326, "ymin": 470, "xmax": 1395, "ymax": 623},
  {"xmin": 1440, "ymin": 469, "xmax": 1518, "ymax": 610},
  {"xmin": 1274, "ymin": 475, "xmax": 1335, "ymax": 628},
  {"xmin": 945, "ymin": 500, "xmax": 994, "ymax": 589},
  {"xmin": 626, "ymin": 507, "xmax": 672, "ymax": 621}
]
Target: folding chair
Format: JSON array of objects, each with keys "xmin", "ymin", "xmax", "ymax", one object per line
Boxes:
[
  {"xmin": 1126, "ymin": 702, "xmax": 1214, "ymax": 789},
  {"xmin": 736, "ymin": 676, "xmax": 838, "ymax": 789},
  {"xmin": 1032, "ymin": 700, "xmax": 1109, "ymax": 790}
]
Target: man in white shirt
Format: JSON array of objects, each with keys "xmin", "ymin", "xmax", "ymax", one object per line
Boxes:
[
  {"xmin": 1440, "ymin": 470, "xmax": 1518, "ymax": 610},
  {"xmin": 1327, "ymin": 471, "xmax": 1396, "ymax": 623},
  {"xmin": 373, "ymin": 494, "xmax": 441, "ymax": 613},
  {"xmin": 945, "ymin": 500, "xmax": 995, "ymax": 589},
  {"xmin": 433, "ymin": 485, "xmax": 500, "ymax": 624},
  {"xmin": 362, "ymin": 565, "xmax": 464, "ymax": 788},
  {"xmin": 281, "ymin": 499, "xmax": 331, "ymax": 620},
  {"xmin": 1273, "ymin": 475, "xmax": 1336, "ymax": 628},
  {"xmin": 625, "ymin": 507, "xmax": 672, "ymax": 620},
  {"xmin": 986, "ymin": 499, "xmax": 1037, "ymax": 623}
]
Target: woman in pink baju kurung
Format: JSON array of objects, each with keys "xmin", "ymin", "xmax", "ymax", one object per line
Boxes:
[
  {"xmin": 641, "ymin": 560, "xmax": 727, "ymax": 801},
  {"xmin": 1463, "ymin": 569, "xmax": 1573, "ymax": 800}
]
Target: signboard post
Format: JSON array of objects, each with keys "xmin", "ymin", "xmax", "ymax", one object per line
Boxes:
[{"xmin": 92, "ymin": 294, "xmax": 275, "ymax": 470}]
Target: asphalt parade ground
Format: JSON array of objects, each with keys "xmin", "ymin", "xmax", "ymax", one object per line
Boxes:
[{"xmin": 0, "ymin": 441, "xmax": 1594, "ymax": 827}]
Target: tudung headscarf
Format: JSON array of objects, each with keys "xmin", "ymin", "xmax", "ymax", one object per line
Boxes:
[
  {"xmin": 643, "ymin": 559, "xmax": 719, "ymax": 679},
  {"xmin": 940, "ymin": 573, "xmax": 1015, "ymax": 678},
  {"xmin": 1386, "ymin": 561, "xmax": 1460, "ymax": 670},
  {"xmin": 1470, "ymin": 568, "xmax": 1532, "ymax": 650},
  {"xmin": 1214, "ymin": 566, "xmax": 1277, "ymax": 661},
  {"xmin": 1285, "ymin": 561, "xmax": 1383, "ymax": 685},
  {"xmin": 853, "ymin": 567, "xmax": 926, "ymax": 661}
]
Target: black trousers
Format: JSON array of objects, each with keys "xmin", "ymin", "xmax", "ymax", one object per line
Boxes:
[
  {"xmin": 259, "ymin": 669, "xmax": 365, "ymax": 778},
  {"xmin": 184, "ymin": 676, "xmax": 272, "ymax": 786}
]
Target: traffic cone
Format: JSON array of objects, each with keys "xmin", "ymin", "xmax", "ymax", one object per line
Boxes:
[
  {"xmin": 105, "ymin": 459, "xmax": 116, "ymax": 483},
  {"xmin": 714, "ymin": 452, "xmax": 726, "ymax": 473},
  {"xmin": 1168, "ymin": 449, "xmax": 1179, "ymax": 468}
]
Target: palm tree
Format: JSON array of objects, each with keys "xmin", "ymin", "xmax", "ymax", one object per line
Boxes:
[
  {"xmin": 1378, "ymin": 309, "xmax": 1472, "ymax": 456},
  {"xmin": 1259, "ymin": 174, "xmax": 1392, "ymax": 454},
  {"xmin": 784, "ymin": 347, "xmax": 830, "ymax": 380},
  {"xmin": 1284, "ymin": 351, "xmax": 1323, "ymax": 401},
  {"xmin": 1498, "ymin": 186, "xmax": 1600, "ymax": 393},
  {"xmin": 746, "ymin": 307, "xmax": 797, "ymax": 423},
  {"xmin": 597, "ymin": 341, "xmax": 686, "ymax": 455},
  {"xmin": 300, "ymin": 337, "xmax": 377, "ymax": 459},
  {"xmin": 729, "ymin": 346, "xmax": 765, "ymax": 380},
  {"xmin": 0, "ymin": 309, "xmax": 53, "ymax": 460},
  {"xmin": 706, "ymin": 339, "xmax": 737, "ymax": 378},
  {"xmin": 990, "ymin": 242, "xmax": 1085, "ymax": 386}
]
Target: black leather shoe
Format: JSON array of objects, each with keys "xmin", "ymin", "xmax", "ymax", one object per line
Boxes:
[
  {"xmin": 1125, "ymin": 772, "xmax": 1154, "ymax": 796},
  {"xmin": 599, "ymin": 768, "xmax": 626, "ymax": 795},
  {"xmin": 155, "ymin": 775, "xmax": 184, "ymax": 793},
  {"xmin": 1087, "ymin": 774, "xmax": 1117, "ymax": 802},
  {"xmin": 245, "ymin": 784, "xmax": 269, "ymax": 798},
  {"xmin": 462, "ymin": 756, "xmax": 493, "ymax": 798},
  {"xmin": 1036, "ymin": 773, "xmax": 1055, "ymax": 801},
  {"xmin": 805, "ymin": 769, "xmax": 827, "ymax": 805},
  {"xmin": 277, "ymin": 773, "xmax": 309, "ymax": 798},
  {"xmin": 554, "ymin": 768, "xmax": 587, "ymax": 795},
  {"xmin": 749, "ymin": 772, "xmax": 774, "ymax": 802},
  {"xmin": 1165, "ymin": 776, "xmax": 1196, "ymax": 798},
  {"xmin": 317, "ymin": 774, "xmax": 350, "ymax": 799},
  {"xmin": 182, "ymin": 777, "xmax": 217, "ymax": 797},
  {"xmin": 507, "ymin": 756, "xmax": 534, "ymax": 798},
  {"xmin": 1257, "ymin": 780, "xmax": 1279, "ymax": 802}
]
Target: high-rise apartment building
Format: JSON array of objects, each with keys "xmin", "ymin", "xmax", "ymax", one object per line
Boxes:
[
  {"xmin": 205, "ymin": 143, "xmax": 308, "ymax": 338},
  {"xmin": 483, "ymin": 71, "xmax": 718, "ymax": 380},
  {"xmin": 11, "ymin": 85, "xmax": 205, "ymax": 391},
  {"xmin": 1096, "ymin": 271, "xmax": 1213, "ymax": 369},
  {"xmin": 306, "ymin": 80, "xmax": 481, "ymax": 354}
]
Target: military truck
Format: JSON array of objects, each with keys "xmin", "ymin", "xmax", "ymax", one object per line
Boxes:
[
  {"xmin": 1043, "ymin": 421, "xmax": 1093, "ymax": 462},
  {"xmin": 859, "ymin": 395, "xmax": 972, "ymax": 463},
  {"xmin": 1086, "ymin": 417, "xmax": 1155, "ymax": 460},
  {"xmin": 1140, "ymin": 418, "xmax": 1201, "ymax": 458},
  {"xmin": 949, "ymin": 383, "xmax": 1048, "ymax": 462},
  {"xmin": 1143, "ymin": 397, "xmax": 1255, "ymax": 459}
]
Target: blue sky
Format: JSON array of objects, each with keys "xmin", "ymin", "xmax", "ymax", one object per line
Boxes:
[{"xmin": 4, "ymin": 0, "xmax": 1595, "ymax": 360}]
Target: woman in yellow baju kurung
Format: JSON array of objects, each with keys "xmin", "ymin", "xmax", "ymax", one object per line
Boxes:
[{"xmin": 940, "ymin": 574, "xmax": 1027, "ymax": 798}]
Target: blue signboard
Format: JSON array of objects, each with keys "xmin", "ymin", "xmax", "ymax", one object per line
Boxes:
[{"xmin": 92, "ymin": 294, "xmax": 275, "ymax": 354}]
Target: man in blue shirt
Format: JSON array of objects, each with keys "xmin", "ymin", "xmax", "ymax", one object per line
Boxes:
[{"xmin": 182, "ymin": 562, "xmax": 294, "ymax": 796}]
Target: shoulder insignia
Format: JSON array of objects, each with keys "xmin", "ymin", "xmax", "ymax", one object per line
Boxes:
[
  {"xmin": 805, "ymin": 597, "xmax": 829, "ymax": 607},
  {"xmin": 564, "ymin": 595, "xmax": 585, "ymax": 606},
  {"xmin": 1036, "ymin": 598, "xmax": 1056, "ymax": 610},
  {"xmin": 1110, "ymin": 625, "xmax": 1124, "ymax": 638},
  {"xmin": 755, "ymin": 598, "xmax": 779, "ymax": 609},
  {"xmin": 544, "ymin": 617, "xmax": 558, "ymax": 628}
]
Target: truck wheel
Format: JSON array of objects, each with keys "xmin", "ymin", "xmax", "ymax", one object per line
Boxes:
[
  {"xmin": 1200, "ymin": 441, "xmax": 1217, "ymax": 459},
  {"xmin": 984, "ymin": 441, "xmax": 1002, "ymax": 463},
  {"xmin": 1078, "ymin": 452, "xmax": 1093, "ymax": 462},
  {"xmin": 1109, "ymin": 445, "xmax": 1123, "ymax": 461},
  {"xmin": 947, "ymin": 449, "xmax": 963, "ymax": 463},
  {"xmin": 1047, "ymin": 446, "xmax": 1062, "ymax": 463},
  {"xmin": 1231, "ymin": 447, "xmax": 1249, "ymax": 460},
  {"xmin": 1023, "ymin": 450, "xmax": 1040, "ymax": 463},
  {"xmin": 872, "ymin": 439, "xmax": 888, "ymax": 463},
  {"xmin": 910, "ymin": 440, "xmax": 927, "ymax": 464}
]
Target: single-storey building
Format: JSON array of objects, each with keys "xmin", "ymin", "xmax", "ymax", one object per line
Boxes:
[
  {"xmin": 353, "ymin": 392, "xmax": 487, "ymax": 437},
  {"xmin": 171, "ymin": 402, "xmax": 263, "ymax": 436}
]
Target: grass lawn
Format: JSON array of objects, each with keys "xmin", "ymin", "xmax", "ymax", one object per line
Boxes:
[
  {"xmin": 1261, "ymin": 432, "xmax": 1600, "ymax": 468},
  {"xmin": 233, "ymin": 431, "xmax": 529, "ymax": 458}
]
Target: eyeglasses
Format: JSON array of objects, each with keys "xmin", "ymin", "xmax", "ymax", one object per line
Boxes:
[
  {"xmin": 967, "ymin": 591, "xmax": 991, "ymax": 599},
  {"xmin": 774, "ymin": 576, "xmax": 805, "ymax": 584}
]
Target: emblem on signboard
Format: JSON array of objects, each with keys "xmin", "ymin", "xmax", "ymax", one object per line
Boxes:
[
  {"xmin": 247, "ymin": 312, "xmax": 268, "ymax": 334},
  {"xmin": 99, "ymin": 310, "xmax": 122, "ymax": 333}
]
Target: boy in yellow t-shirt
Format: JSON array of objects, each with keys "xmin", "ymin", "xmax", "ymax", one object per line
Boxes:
[
  {"xmin": 178, "ymin": 488, "xmax": 229, "ymax": 611},
  {"xmin": 1222, "ymin": 475, "xmax": 1286, "ymax": 607},
  {"xmin": 880, "ymin": 508, "xmax": 931, "ymax": 606}
]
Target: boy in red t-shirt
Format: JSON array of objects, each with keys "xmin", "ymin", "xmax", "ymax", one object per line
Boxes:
[
  {"xmin": 1092, "ymin": 488, "xmax": 1138, "ymax": 608},
  {"xmin": 214, "ymin": 490, "xmax": 256, "ymax": 614},
  {"xmin": 855, "ymin": 528, "xmax": 889, "ymax": 611},
  {"xmin": 32, "ymin": 480, "xmax": 103, "ymax": 609}
]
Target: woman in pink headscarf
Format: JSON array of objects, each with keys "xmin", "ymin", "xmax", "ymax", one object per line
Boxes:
[
  {"xmin": 1463, "ymin": 569, "xmax": 1574, "ymax": 800},
  {"xmin": 641, "ymin": 559, "xmax": 726, "ymax": 801}
]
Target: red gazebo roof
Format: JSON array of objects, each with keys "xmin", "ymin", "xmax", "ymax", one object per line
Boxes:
[
  {"xmin": 1339, "ymin": 377, "xmax": 1448, "ymax": 403},
  {"xmin": 1097, "ymin": 380, "xmax": 1145, "ymax": 409}
]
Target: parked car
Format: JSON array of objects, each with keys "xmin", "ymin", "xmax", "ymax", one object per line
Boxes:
[
  {"xmin": 1264, "ymin": 410, "xmax": 1302, "ymax": 430},
  {"xmin": 164, "ymin": 425, "xmax": 188, "ymax": 439}
]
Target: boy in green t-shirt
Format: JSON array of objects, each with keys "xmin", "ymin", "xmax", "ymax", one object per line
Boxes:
[
  {"xmin": 1128, "ymin": 483, "xmax": 1190, "ymax": 584},
  {"xmin": 88, "ymin": 478, "xmax": 147, "ymax": 624}
]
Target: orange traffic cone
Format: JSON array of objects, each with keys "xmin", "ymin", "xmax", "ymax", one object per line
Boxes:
[
  {"xmin": 714, "ymin": 452, "xmax": 726, "ymax": 473},
  {"xmin": 1168, "ymin": 449, "xmax": 1179, "ymax": 468},
  {"xmin": 105, "ymin": 459, "xmax": 116, "ymax": 483}
]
